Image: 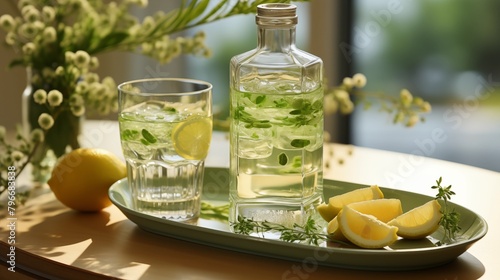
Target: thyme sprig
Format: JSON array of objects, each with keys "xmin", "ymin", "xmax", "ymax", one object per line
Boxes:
[
  {"xmin": 432, "ymin": 177, "xmax": 461, "ymax": 243},
  {"xmin": 231, "ymin": 215, "xmax": 329, "ymax": 246}
]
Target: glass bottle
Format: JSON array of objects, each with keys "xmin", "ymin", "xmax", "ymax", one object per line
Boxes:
[{"xmin": 229, "ymin": 4, "xmax": 324, "ymax": 237}]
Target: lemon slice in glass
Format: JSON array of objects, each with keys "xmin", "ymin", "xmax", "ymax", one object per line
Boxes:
[
  {"xmin": 338, "ymin": 205, "xmax": 399, "ymax": 249},
  {"xmin": 172, "ymin": 116, "xmax": 212, "ymax": 160},
  {"xmin": 388, "ymin": 200, "xmax": 442, "ymax": 239}
]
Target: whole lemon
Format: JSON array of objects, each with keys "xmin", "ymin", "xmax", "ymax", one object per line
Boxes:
[{"xmin": 47, "ymin": 148, "xmax": 127, "ymax": 212}]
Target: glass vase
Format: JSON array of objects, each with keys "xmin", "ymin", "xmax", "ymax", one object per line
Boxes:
[{"xmin": 22, "ymin": 68, "xmax": 82, "ymax": 185}]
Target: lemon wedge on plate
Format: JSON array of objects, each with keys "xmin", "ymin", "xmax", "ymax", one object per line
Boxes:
[
  {"xmin": 388, "ymin": 200, "xmax": 442, "ymax": 239},
  {"xmin": 317, "ymin": 185, "xmax": 384, "ymax": 222},
  {"xmin": 328, "ymin": 199, "xmax": 402, "ymax": 241},
  {"xmin": 347, "ymin": 198, "xmax": 403, "ymax": 223},
  {"xmin": 338, "ymin": 205, "xmax": 399, "ymax": 249}
]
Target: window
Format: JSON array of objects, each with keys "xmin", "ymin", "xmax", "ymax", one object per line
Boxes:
[{"xmin": 351, "ymin": 0, "xmax": 500, "ymax": 171}]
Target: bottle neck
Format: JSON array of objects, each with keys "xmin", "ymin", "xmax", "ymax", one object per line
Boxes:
[{"xmin": 257, "ymin": 26, "xmax": 296, "ymax": 52}]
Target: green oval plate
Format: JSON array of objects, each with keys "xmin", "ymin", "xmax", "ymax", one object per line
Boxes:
[{"xmin": 109, "ymin": 167, "xmax": 487, "ymax": 271}]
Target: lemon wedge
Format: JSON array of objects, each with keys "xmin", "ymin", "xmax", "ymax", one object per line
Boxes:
[
  {"xmin": 388, "ymin": 200, "xmax": 442, "ymax": 239},
  {"xmin": 317, "ymin": 203, "xmax": 337, "ymax": 222},
  {"xmin": 318, "ymin": 185, "xmax": 384, "ymax": 222},
  {"xmin": 348, "ymin": 198, "xmax": 403, "ymax": 223},
  {"xmin": 326, "ymin": 216, "xmax": 348, "ymax": 241},
  {"xmin": 338, "ymin": 205, "xmax": 399, "ymax": 248},
  {"xmin": 327, "ymin": 199, "xmax": 402, "ymax": 240},
  {"xmin": 172, "ymin": 116, "xmax": 212, "ymax": 160}
]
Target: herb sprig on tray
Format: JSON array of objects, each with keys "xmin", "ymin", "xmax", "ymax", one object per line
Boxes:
[{"xmin": 232, "ymin": 215, "xmax": 330, "ymax": 246}]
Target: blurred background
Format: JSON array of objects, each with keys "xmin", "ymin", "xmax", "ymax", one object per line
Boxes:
[
  {"xmin": 1, "ymin": 0, "xmax": 499, "ymax": 171},
  {"xmin": 350, "ymin": 0, "xmax": 500, "ymax": 172}
]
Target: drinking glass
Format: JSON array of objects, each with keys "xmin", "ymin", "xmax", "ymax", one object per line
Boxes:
[{"xmin": 118, "ymin": 78, "xmax": 212, "ymax": 224}]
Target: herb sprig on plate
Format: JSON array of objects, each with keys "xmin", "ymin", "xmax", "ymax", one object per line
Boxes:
[
  {"xmin": 432, "ymin": 177, "xmax": 461, "ymax": 243},
  {"xmin": 232, "ymin": 215, "xmax": 330, "ymax": 246}
]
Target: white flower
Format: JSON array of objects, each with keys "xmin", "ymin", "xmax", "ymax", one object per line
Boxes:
[
  {"xmin": 89, "ymin": 57, "xmax": 99, "ymax": 69},
  {"xmin": 128, "ymin": 24, "xmax": 141, "ymax": 37},
  {"xmin": 22, "ymin": 5, "xmax": 40, "ymax": 23},
  {"xmin": 0, "ymin": 14, "xmax": 16, "ymax": 32},
  {"xmin": 141, "ymin": 42, "xmax": 153, "ymax": 54},
  {"xmin": 334, "ymin": 89, "xmax": 349, "ymax": 101},
  {"xmin": 65, "ymin": 51, "xmax": 75, "ymax": 63},
  {"xmin": 406, "ymin": 114, "xmax": 419, "ymax": 127},
  {"xmin": 47, "ymin": 90, "xmax": 63, "ymax": 107},
  {"xmin": 42, "ymin": 6, "xmax": 56, "ymax": 22},
  {"xmin": 74, "ymin": 50, "xmax": 90, "ymax": 68},
  {"xmin": 75, "ymin": 81, "xmax": 89, "ymax": 94},
  {"xmin": 142, "ymin": 16, "xmax": 155, "ymax": 31},
  {"xmin": 101, "ymin": 76, "xmax": 116, "ymax": 89},
  {"xmin": 11, "ymin": 150, "xmax": 25, "ymax": 162},
  {"xmin": 17, "ymin": 0, "xmax": 33, "ymax": 10},
  {"xmin": 324, "ymin": 94, "xmax": 338, "ymax": 114},
  {"xmin": 43, "ymin": 26, "xmax": 57, "ymax": 43},
  {"xmin": 38, "ymin": 113, "xmax": 54, "ymax": 130},
  {"xmin": 84, "ymin": 72, "xmax": 99, "ymax": 83},
  {"xmin": 69, "ymin": 94, "xmax": 84, "ymax": 106},
  {"xmin": 30, "ymin": 128, "xmax": 44, "ymax": 143},
  {"xmin": 400, "ymin": 89, "xmax": 413, "ymax": 107},
  {"xmin": 70, "ymin": 66, "xmax": 81, "ymax": 77},
  {"xmin": 33, "ymin": 89, "xmax": 47, "ymax": 104},
  {"xmin": 55, "ymin": 66, "xmax": 65, "ymax": 76},
  {"xmin": 32, "ymin": 20, "xmax": 45, "ymax": 31},
  {"xmin": 5, "ymin": 32, "xmax": 17, "ymax": 45},
  {"xmin": 89, "ymin": 82, "xmax": 106, "ymax": 99},
  {"xmin": 71, "ymin": 105, "xmax": 86, "ymax": 117},
  {"xmin": 22, "ymin": 42, "xmax": 36, "ymax": 55},
  {"xmin": 342, "ymin": 77, "xmax": 353, "ymax": 89},
  {"xmin": 421, "ymin": 101, "xmax": 432, "ymax": 113},
  {"xmin": 130, "ymin": 0, "xmax": 148, "ymax": 7},
  {"xmin": 352, "ymin": 73, "xmax": 367, "ymax": 88},
  {"xmin": 340, "ymin": 99, "xmax": 354, "ymax": 114},
  {"xmin": 19, "ymin": 23, "xmax": 37, "ymax": 38}
]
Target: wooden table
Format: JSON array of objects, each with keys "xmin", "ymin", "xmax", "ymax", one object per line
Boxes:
[{"xmin": 1, "ymin": 121, "xmax": 499, "ymax": 279}]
